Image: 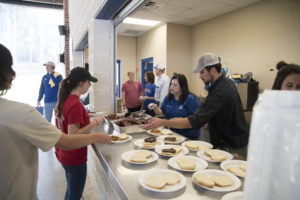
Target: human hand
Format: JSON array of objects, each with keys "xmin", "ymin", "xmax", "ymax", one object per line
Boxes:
[
  {"xmin": 143, "ymin": 118, "xmax": 163, "ymax": 130},
  {"xmin": 139, "ymin": 96, "xmax": 145, "ymax": 101},
  {"xmin": 148, "ymin": 103, "xmax": 157, "ymax": 110},
  {"xmin": 37, "ymin": 102, "xmax": 41, "ymax": 107},
  {"xmin": 95, "ymin": 133, "xmax": 111, "ymax": 144}
]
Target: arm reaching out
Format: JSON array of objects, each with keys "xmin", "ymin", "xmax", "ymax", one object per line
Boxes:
[
  {"xmin": 143, "ymin": 117, "xmax": 192, "ymax": 130},
  {"xmin": 55, "ymin": 132, "xmax": 111, "ymax": 150}
]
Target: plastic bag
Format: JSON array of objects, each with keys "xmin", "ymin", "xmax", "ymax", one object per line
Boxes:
[{"xmin": 244, "ymin": 90, "xmax": 300, "ymax": 200}]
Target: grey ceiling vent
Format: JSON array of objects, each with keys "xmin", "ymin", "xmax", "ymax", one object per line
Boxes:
[{"xmin": 143, "ymin": 1, "xmax": 163, "ymax": 11}]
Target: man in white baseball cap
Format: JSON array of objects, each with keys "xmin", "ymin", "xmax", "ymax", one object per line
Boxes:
[
  {"xmin": 145, "ymin": 53, "xmax": 249, "ymax": 158},
  {"xmin": 153, "ymin": 64, "xmax": 170, "ymax": 106},
  {"xmin": 37, "ymin": 61, "xmax": 63, "ymax": 123}
]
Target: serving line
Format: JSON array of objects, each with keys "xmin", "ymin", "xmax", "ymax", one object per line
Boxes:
[{"xmin": 91, "ymin": 123, "xmax": 244, "ymax": 200}]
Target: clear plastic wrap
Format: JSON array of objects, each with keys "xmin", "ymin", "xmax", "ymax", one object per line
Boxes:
[{"xmin": 244, "ymin": 90, "xmax": 300, "ymax": 200}]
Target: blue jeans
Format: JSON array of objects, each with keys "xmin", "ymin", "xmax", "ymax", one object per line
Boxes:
[
  {"xmin": 44, "ymin": 102, "xmax": 56, "ymax": 122},
  {"xmin": 62, "ymin": 163, "xmax": 87, "ymax": 200}
]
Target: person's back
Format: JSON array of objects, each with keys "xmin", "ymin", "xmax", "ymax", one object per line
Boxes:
[
  {"xmin": 0, "ymin": 98, "xmax": 61, "ymax": 200},
  {"xmin": 206, "ymin": 75, "xmax": 249, "ymax": 148}
]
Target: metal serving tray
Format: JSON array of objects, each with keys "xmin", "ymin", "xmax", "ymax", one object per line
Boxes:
[{"xmin": 111, "ymin": 119, "xmax": 147, "ymax": 134}]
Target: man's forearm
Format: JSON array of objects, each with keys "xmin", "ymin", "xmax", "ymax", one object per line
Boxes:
[{"xmin": 162, "ymin": 117, "xmax": 193, "ymax": 129}]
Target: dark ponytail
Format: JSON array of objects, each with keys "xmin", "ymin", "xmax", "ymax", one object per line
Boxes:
[
  {"xmin": 272, "ymin": 61, "xmax": 300, "ymax": 90},
  {"xmin": 56, "ymin": 78, "xmax": 78, "ymax": 118}
]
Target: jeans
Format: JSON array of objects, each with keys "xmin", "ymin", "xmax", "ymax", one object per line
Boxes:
[
  {"xmin": 62, "ymin": 163, "xmax": 87, "ymax": 200},
  {"xmin": 44, "ymin": 102, "xmax": 56, "ymax": 122}
]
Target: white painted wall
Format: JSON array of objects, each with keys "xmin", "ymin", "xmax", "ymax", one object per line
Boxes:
[
  {"xmin": 166, "ymin": 23, "xmax": 192, "ymax": 84},
  {"xmin": 116, "ymin": 35, "xmax": 137, "ymax": 85},
  {"xmin": 136, "ymin": 24, "xmax": 167, "ymax": 80},
  {"xmin": 190, "ymin": 0, "xmax": 300, "ymax": 94}
]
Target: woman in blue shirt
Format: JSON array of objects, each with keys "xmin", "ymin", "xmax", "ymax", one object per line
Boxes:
[
  {"xmin": 148, "ymin": 73, "xmax": 200, "ymax": 139},
  {"xmin": 140, "ymin": 72, "xmax": 156, "ymax": 116}
]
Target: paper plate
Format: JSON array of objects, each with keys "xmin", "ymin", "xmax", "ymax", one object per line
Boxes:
[
  {"xmin": 139, "ymin": 169, "xmax": 186, "ymax": 192},
  {"xmin": 168, "ymin": 155, "xmax": 208, "ymax": 172}
]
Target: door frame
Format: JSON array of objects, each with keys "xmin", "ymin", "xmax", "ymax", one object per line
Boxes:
[
  {"xmin": 116, "ymin": 59, "xmax": 121, "ymax": 98},
  {"xmin": 141, "ymin": 57, "xmax": 153, "ymax": 88}
]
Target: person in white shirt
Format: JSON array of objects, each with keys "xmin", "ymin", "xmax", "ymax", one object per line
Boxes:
[
  {"xmin": 153, "ymin": 64, "xmax": 170, "ymax": 106},
  {"xmin": 0, "ymin": 43, "xmax": 111, "ymax": 200}
]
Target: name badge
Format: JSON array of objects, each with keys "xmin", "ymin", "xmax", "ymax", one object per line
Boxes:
[{"xmin": 179, "ymin": 105, "xmax": 183, "ymax": 110}]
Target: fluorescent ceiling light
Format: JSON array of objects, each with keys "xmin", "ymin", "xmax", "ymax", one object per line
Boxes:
[{"xmin": 123, "ymin": 17, "xmax": 160, "ymax": 27}]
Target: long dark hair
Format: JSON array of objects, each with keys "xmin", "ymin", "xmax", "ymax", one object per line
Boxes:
[
  {"xmin": 0, "ymin": 44, "xmax": 15, "ymax": 96},
  {"xmin": 56, "ymin": 78, "xmax": 79, "ymax": 118},
  {"xmin": 167, "ymin": 73, "xmax": 194, "ymax": 105},
  {"xmin": 145, "ymin": 71, "xmax": 154, "ymax": 84},
  {"xmin": 272, "ymin": 61, "xmax": 300, "ymax": 90}
]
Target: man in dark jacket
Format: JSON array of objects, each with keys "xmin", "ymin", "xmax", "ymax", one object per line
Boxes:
[{"xmin": 144, "ymin": 53, "xmax": 249, "ymax": 157}]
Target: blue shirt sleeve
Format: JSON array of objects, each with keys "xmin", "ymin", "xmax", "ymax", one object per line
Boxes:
[
  {"xmin": 160, "ymin": 96, "xmax": 168, "ymax": 114},
  {"xmin": 37, "ymin": 77, "xmax": 44, "ymax": 102}
]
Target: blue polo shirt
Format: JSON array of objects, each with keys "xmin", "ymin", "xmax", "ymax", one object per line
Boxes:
[
  {"xmin": 160, "ymin": 94, "xmax": 200, "ymax": 139},
  {"xmin": 144, "ymin": 83, "xmax": 156, "ymax": 110}
]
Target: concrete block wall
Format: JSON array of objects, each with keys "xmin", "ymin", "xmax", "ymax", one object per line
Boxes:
[{"xmin": 88, "ymin": 19, "xmax": 114, "ymax": 113}]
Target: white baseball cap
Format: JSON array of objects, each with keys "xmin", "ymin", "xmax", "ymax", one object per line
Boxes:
[
  {"xmin": 154, "ymin": 64, "xmax": 165, "ymax": 70},
  {"xmin": 193, "ymin": 53, "xmax": 220, "ymax": 73},
  {"xmin": 43, "ymin": 61, "xmax": 55, "ymax": 67}
]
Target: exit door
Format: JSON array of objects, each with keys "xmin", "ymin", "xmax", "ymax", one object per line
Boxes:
[{"xmin": 141, "ymin": 57, "xmax": 153, "ymax": 89}]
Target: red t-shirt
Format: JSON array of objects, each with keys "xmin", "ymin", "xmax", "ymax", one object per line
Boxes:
[
  {"xmin": 122, "ymin": 80, "xmax": 143, "ymax": 108},
  {"xmin": 55, "ymin": 94, "xmax": 90, "ymax": 166}
]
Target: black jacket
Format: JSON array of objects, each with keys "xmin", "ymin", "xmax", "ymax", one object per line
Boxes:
[{"xmin": 188, "ymin": 75, "xmax": 249, "ymax": 148}]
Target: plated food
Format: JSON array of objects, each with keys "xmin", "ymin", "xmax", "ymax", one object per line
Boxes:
[
  {"xmin": 134, "ymin": 137, "xmax": 163, "ymax": 149},
  {"xmin": 139, "ymin": 169, "xmax": 186, "ymax": 192},
  {"xmin": 155, "ymin": 145, "xmax": 189, "ymax": 157},
  {"xmin": 147, "ymin": 128, "xmax": 173, "ymax": 136},
  {"xmin": 220, "ymin": 160, "xmax": 247, "ymax": 177},
  {"xmin": 197, "ymin": 149, "xmax": 233, "ymax": 162},
  {"xmin": 182, "ymin": 140, "xmax": 213, "ymax": 151},
  {"xmin": 168, "ymin": 155, "xmax": 208, "ymax": 172},
  {"xmin": 157, "ymin": 135, "xmax": 185, "ymax": 144},
  {"xmin": 192, "ymin": 169, "xmax": 241, "ymax": 192},
  {"xmin": 110, "ymin": 134, "xmax": 132, "ymax": 143},
  {"xmin": 121, "ymin": 150, "xmax": 158, "ymax": 164}
]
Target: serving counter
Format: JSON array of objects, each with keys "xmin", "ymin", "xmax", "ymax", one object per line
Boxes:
[{"xmin": 91, "ymin": 123, "xmax": 244, "ymax": 200}]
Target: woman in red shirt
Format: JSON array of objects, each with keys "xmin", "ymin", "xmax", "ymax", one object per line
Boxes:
[{"xmin": 55, "ymin": 67, "xmax": 110, "ymax": 200}]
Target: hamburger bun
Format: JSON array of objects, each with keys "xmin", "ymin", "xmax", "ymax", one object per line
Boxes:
[
  {"xmin": 205, "ymin": 149, "xmax": 226, "ymax": 162},
  {"xmin": 145, "ymin": 175, "xmax": 166, "ymax": 189},
  {"xmin": 129, "ymin": 154, "xmax": 147, "ymax": 163},
  {"xmin": 162, "ymin": 172, "xmax": 180, "ymax": 185},
  {"xmin": 176, "ymin": 157, "xmax": 196, "ymax": 170},
  {"xmin": 212, "ymin": 175, "xmax": 233, "ymax": 187},
  {"xmin": 194, "ymin": 174, "xmax": 215, "ymax": 188},
  {"xmin": 227, "ymin": 167, "xmax": 246, "ymax": 177}
]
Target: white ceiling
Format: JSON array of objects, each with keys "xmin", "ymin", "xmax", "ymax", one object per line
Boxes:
[{"xmin": 117, "ymin": 0, "xmax": 262, "ymax": 36}]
